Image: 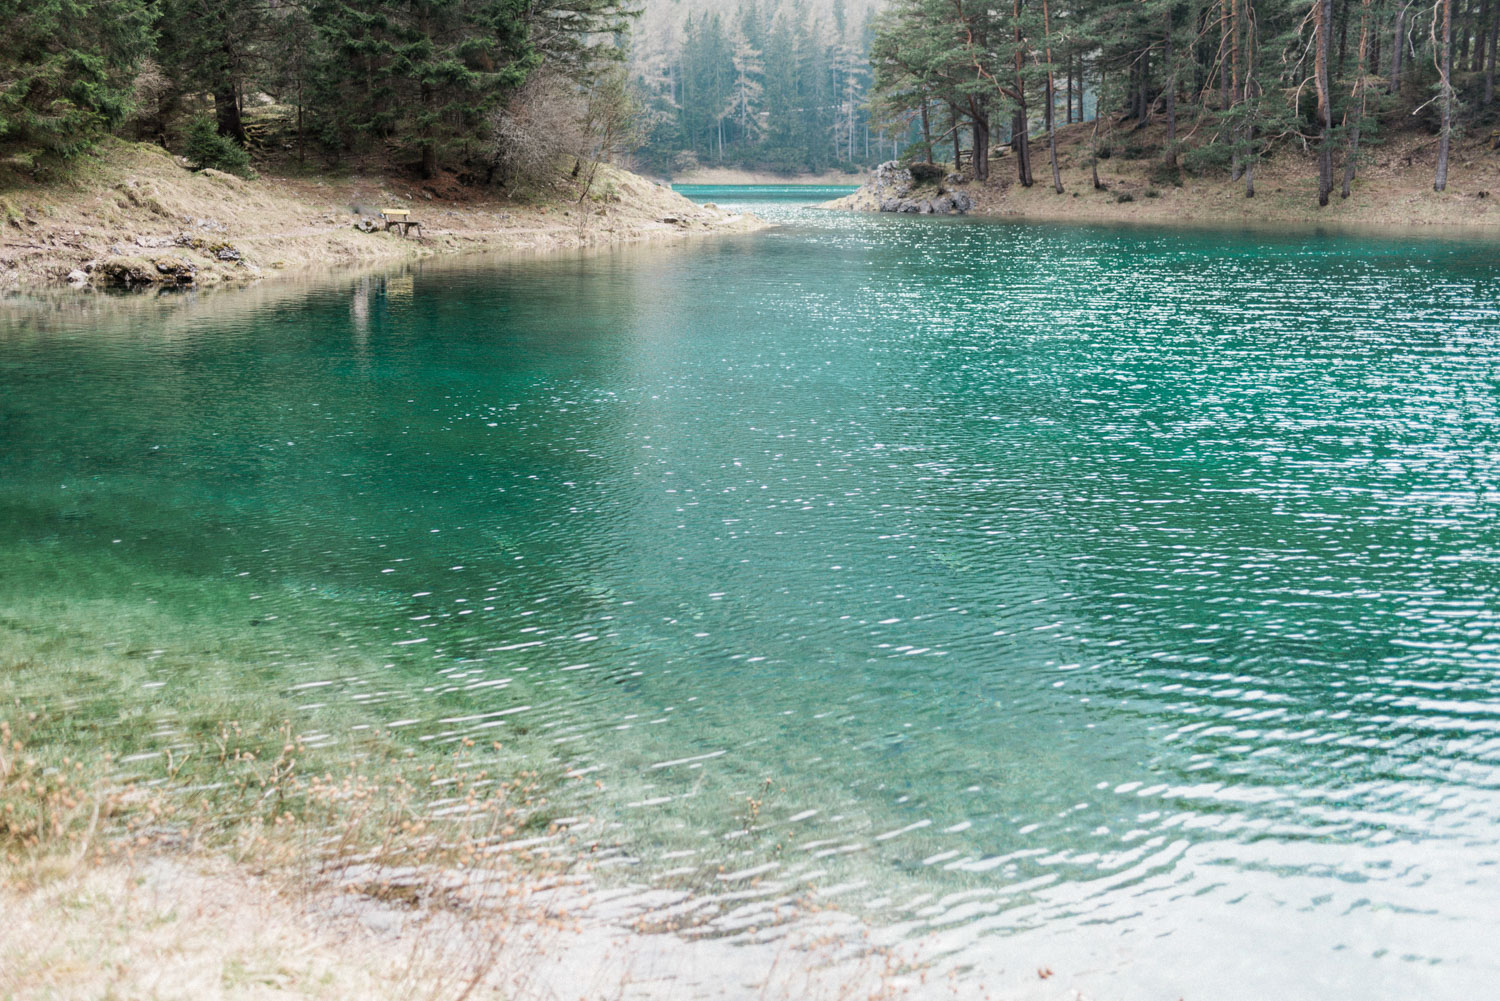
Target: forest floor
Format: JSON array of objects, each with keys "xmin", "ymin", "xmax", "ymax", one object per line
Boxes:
[
  {"xmin": 0, "ymin": 140, "xmax": 765, "ymax": 290},
  {"xmin": 828, "ymin": 117, "xmax": 1500, "ymax": 231}
]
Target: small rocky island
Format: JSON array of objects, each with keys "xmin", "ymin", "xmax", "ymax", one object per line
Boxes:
[{"xmin": 826, "ymin": 161, "xmax": 975, "ymax": 215}]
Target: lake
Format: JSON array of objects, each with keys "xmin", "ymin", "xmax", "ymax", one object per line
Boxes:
[{"xmin": 3, "ymin": 186, "xmax": 1498, "ymax": 998}]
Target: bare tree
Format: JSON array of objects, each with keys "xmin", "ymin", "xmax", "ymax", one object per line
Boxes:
[{"xmin": 482, "ymin": 72, "xmax": 588, "ymax": 189}]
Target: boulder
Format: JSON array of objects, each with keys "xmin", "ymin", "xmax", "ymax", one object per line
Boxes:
[
  {"xmin": 153, "ymin": 256, "xmax": 197, "ymax": 284},
  {"xmin": 66, "ymin": 270, "xmax": 89, "ymax": 285},
  {"xmin": 97, "ymin": 257, "xmax": 157, "ymax": 285},
  {"xmin": 847, "ymin": 160, "xmax": 973, "ymax": 216}
]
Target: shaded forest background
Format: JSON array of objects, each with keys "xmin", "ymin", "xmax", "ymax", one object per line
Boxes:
[
  {"xmin": 2, "ymin": 0, "xmax": 1498, "ymax": 198},
  {"xmin": 629, "ymin": 0, "xmax": 886, "ymax": 174}
]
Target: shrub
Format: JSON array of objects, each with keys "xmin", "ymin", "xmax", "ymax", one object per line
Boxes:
[
  {"xmin": 1144, "ymin": 187, "xmax": 1160, "ymax": 198},
  {"xmin": 907, "ymin": 161, "xmax": 945, "ymax": 185},
  {"xmin": 1147, "ymin": 161, "xmax": 1184, "ymax": 187},
  {"xmin": 1115, "ymin": 191, "xmax": 1135, "ymax": 203},
  {"xmin": 482, "ymin": 70, "xmax": 588, "ymax": 189},
  {"xmin": 183, "ymin": 116, "xmax": 254, "ymax": 177}
]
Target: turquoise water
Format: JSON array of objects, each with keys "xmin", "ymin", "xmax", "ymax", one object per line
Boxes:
[
  {"xmin": 672, "ymin": 182, "xmax": 859, "ymax": 203},
  {"xmin": 3, "ymin": 191, "xmax": 1500, "ymax": 997}
]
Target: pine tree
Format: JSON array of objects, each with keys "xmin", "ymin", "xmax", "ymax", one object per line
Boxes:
[
  {"xmin": 309, "ymin": 0, "xmax": 538, "ymax": 178},
  {"xmin": 0, "ymin": 0, "xmax": 155, "ymax": 166}
]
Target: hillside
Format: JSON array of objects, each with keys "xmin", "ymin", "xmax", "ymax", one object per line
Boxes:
[
  {"xmin": 0, "ymin": 141, "xmax": 762, "ymax": 290},
  {"xmin": 827, "ymin": 119, "xmax": 1500, "ymax": 230}
]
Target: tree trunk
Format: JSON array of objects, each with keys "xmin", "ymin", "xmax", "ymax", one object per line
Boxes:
[
  {"xmin": 1220, "ymin": 0, "xmax": 1231, "ymax": 107},
  {"xmin": 1043, "ymin": 0, "xmax": 1065, "ymax": 193},
  {"xmin": 214, "ymin": 84, "xmax": 246, "ymax": 145},
  {"xmin": 1245, "ymin": 120, "xmax": 1256, "ymax": 195},
  {"xmin": 1230, "ymin": 0, "xmax": 1243, "ymax": 182},
  {"xmin": 1066, "ymin": 57, "xmax": 1075, "ymax": 124},
  {"xmin": 1138, "ymin": 48, "xmax": 1151, "ymax": 124},
  {"xmin": 1015, "ymin": 0, "xmax": 1033, "ymax": 184},
  {"xmin": 1390, "ymin": 6, "xmax": 1406, "ymax": 92},
  {"xmin": 972, "ymin": 104, "xmax": 991, "ymax": 181},
  {"xmin": 1487, "ymin": 5, "xmax": 1499, "ymax": 102},
  {"xmin": 1076, "ymin": 52, "xmax": 1085, "ymax": 121},
  {"xmin": 1230, "ymin": 0, "xmax": 1240, "ymax": 111},
  {"xmin": 1475, "ymin": 0, "xmax": 1491, "ymax": 70},
  {"xmin": 1342, "ymin": 0, "xmax": 1372, "ymax": 198},
  {"xmin": 950, "ymin": 104, "xmax": 962, "ymax": 167},
  {"xmin": 1460, "ymin": 0, "xmax": 1473, "ymax": 67},
  {"xmin": 1013, "ymin": 108, "xmax": 1033, "ymax": 186},
  {"xmin": 1091, "ymin": 69, "xmax": 1105, "ymax": 189},
  {"xmin": 921, "ymin": 100, "xmax": 933, "ymax": 161},
  {"xmin": 1337, "ymin": 0, "xmax": 1350, "ymax": 75},
  {"xmin": 213, "ymin": 37, "xmax": 246, "ymax": 145},
  {"xmin": 1242, "ymin": 0, "xmax": 1256, "ymax": 196},
  {"xmin": 1164, "ymin": 8, "xmax": 1177, "ymax": 167},
  {"xmin": 1315, "ymin": 0, "xmax": 1334, "ymax": 205},
  {"xmin": 1437, "ymin": 0, "xmax": 1455, "ymax": 190},
  {"xmin": 419, "ymin": 80, "xmax": 437, "ymax": 179}
]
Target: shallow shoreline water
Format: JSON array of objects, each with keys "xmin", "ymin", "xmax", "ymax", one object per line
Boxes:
[{"xmin": 4, "ymin": 191, "xmax": 1499, "ymax": 999}]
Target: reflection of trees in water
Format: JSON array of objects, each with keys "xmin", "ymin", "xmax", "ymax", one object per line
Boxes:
[{"xmin": 350, "ymin": 276, "xmax": 370, "ymax": 340}]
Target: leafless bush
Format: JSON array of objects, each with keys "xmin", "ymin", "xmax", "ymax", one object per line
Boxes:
[
  {"xmin": 484, "ymin": 68, "xmax": 647, "ymax": 197},
  {"xmin": 572, "ymin": 67, "xmax": 646, "ymax": 202},
  {"xmin": 482, "ymin": 71, "xmax": 588, "ymax": 190},
  {"xmin": 126, "ymin": 59, "xmax": 174, "ymax": 143}
]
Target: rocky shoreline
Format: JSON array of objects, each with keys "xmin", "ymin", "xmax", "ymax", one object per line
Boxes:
[
  {"xmin": 1, "ymin": 142, "xmax": 766, "ymax": 292},
  {"xmin": 824, "ymin": 161, "xmax": 975, "ymax": 215}
]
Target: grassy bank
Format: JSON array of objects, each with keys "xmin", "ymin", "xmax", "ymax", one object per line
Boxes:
[
  {"xmin": 828, "ymin": 120, "xmax": 1500, "ymax": 231},
  {"xmin": 0, "ymin": 140, "xmax": 765, "ymax": 290}
]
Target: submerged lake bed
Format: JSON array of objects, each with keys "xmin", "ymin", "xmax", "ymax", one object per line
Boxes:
[{"xmin": 3, "ymin": 188, "xmax": 1499, "ymax": 999}]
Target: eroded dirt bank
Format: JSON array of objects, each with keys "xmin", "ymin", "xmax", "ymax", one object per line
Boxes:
[{"xmin": 0, "ymin": 141, "xmax": 764, "ymax": 291}]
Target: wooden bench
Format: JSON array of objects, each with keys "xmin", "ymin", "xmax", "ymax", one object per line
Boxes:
[{"xmin": 380, "ymin": 208, "xmax": 423, "ymax": 238}]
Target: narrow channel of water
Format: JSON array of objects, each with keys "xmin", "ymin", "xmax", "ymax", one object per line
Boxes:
[{"xmin": 3, "ymin": 189, "xmax": 1498, "ymax": 998}]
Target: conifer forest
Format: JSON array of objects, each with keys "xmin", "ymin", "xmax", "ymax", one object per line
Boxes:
[{"xmin": 2, "ymin": 0, "xmax": 1498, "ymax": 194}]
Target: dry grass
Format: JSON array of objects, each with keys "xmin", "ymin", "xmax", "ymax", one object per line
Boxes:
[
  {"xmin": 0, "ymin": 689, "xmax": 930, "ymax": 1001},
  {"xmin": 1, "ymin": 858, "xmax": 511, "ymax": 1001},
  {"xmin": 0, "ymin": 140, "xmax": 764, "ymax": 289},
  {"xmin": 0, "ymin": 851, "xmax": 940, "ymax": 1001}
]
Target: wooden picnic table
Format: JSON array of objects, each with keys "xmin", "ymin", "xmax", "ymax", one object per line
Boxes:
[{"xmin": 380, "ymin": 208, "xmax": 423, "ymax": 238}]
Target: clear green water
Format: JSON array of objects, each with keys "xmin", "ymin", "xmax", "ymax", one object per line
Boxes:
[
  {"xmin": 3, "ymin": 189, "xmax": 1499, "ymax": 996},
  {"xmin": 672, "ymin": 183, "xmax": 860, "ymax": 203}
]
